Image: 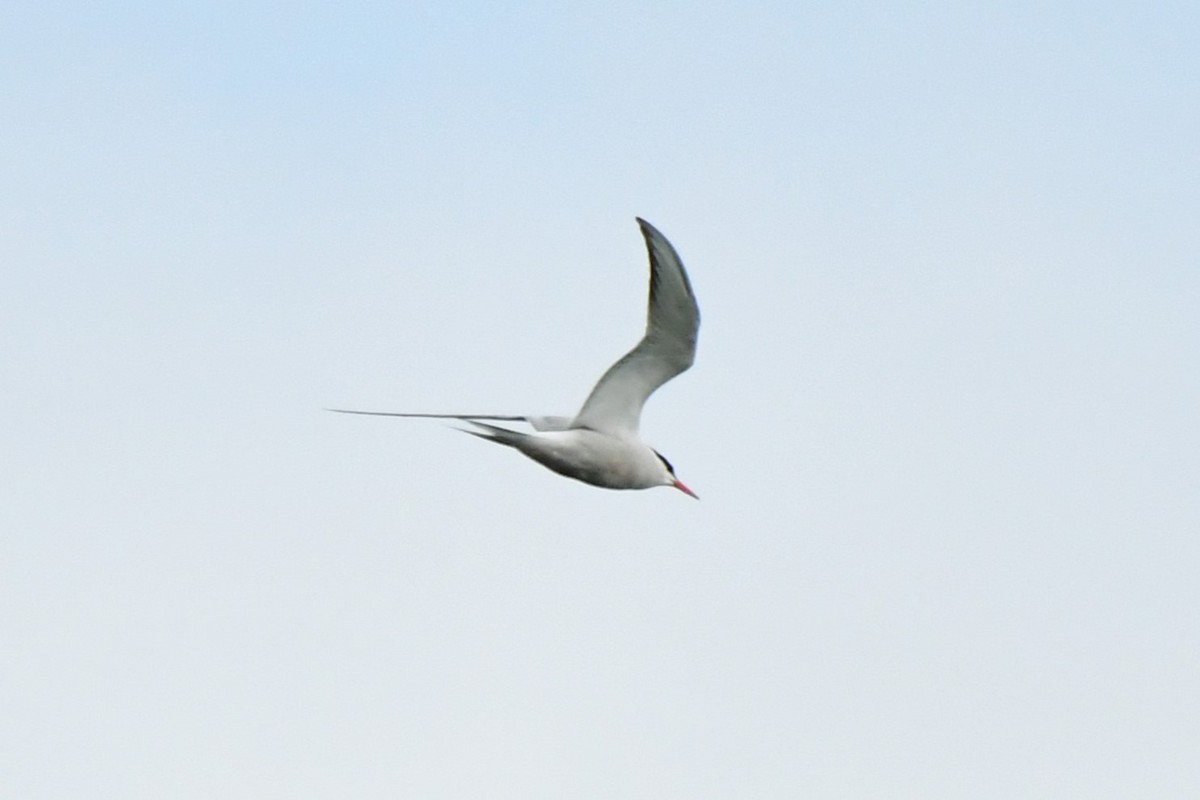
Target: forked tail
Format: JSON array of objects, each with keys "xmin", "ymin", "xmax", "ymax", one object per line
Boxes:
[{"xmin": 456, "ymin": 420, "xmax": 528, "ymax": 449}]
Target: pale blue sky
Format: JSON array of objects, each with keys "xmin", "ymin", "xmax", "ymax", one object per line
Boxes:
[{"xmin": 3, "ymin": 3, "xmax": 1198, "ymax": 798}]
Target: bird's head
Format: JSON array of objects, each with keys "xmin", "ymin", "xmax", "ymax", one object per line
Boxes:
[{"xmin": 652, "ymin": 449, "xmax": 699, "ymax": 499}]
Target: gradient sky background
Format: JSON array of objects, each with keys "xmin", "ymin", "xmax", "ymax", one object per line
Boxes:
[{"xmin": 3, "ymin": 2, "xmax": 1198, "ymax": 798}]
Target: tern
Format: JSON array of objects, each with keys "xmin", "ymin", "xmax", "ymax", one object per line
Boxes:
[{"xmin": 331, "ymin": 218, "xmax": 700, "ymax": 498}]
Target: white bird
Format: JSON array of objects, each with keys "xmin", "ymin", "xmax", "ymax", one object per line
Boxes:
[{"xmin": 331, "ymin": 218, "xmax": 700, "ymax": 499}]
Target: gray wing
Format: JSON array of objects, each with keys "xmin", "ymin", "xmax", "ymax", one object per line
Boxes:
[
  {"xmin": 570, "ymin": 218, "xmax": 700, "ymax": 437},
  {"xmin": 327, "ymin": 409, "xmax": 574, "ymax": 432}
]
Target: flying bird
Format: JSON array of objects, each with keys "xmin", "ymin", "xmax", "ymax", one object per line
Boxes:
[{"xmin": 331, "ymin": 218, "xmax": 701, "ymax": 498}]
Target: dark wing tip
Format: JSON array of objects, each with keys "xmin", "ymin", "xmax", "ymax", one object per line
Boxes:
[{"xmin": 635, "ymin": 217, "xmax": 698, "ymax": 310}]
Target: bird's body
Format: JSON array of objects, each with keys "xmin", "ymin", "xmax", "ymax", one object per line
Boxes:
[
  {"xmin": 472, "ymin": 425, "xmax": 676, "ymax": 490},
  {"xmin": 331, "ymin": 218, "xmax": 701, "ymax": 498}
]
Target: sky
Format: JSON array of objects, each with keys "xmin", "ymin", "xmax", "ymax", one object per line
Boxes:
[{"xmin": 3, "ymin": 2, "xmax": 1198, "ymax": 797}]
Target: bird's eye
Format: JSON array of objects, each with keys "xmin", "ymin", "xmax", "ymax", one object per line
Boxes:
[{"xmin": 652, "ymin": 449, "xmax": 676, "ymax": 475}]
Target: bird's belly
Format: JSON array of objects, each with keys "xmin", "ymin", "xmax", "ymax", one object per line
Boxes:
[{"xmin": 517, "ymin": 433, "xmax": 655, "ymax": 490}]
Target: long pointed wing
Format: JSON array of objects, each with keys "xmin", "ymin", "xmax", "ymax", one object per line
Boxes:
[
  {"xmin": 571, "ymin": 218, "xmax": 700, "ymax": 437},
  {"xmin": 326, "ymin": 409, "xmax": 574, "ymax": 432}
]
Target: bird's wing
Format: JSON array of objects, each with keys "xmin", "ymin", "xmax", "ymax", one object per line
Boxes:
[
  {"xmin": 570, "ymin": 218, "xmax": 700, "ymax": 437},
  {"xmin": 326, "ymin": 409, "xmax": 574, "ymax": 432}
]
